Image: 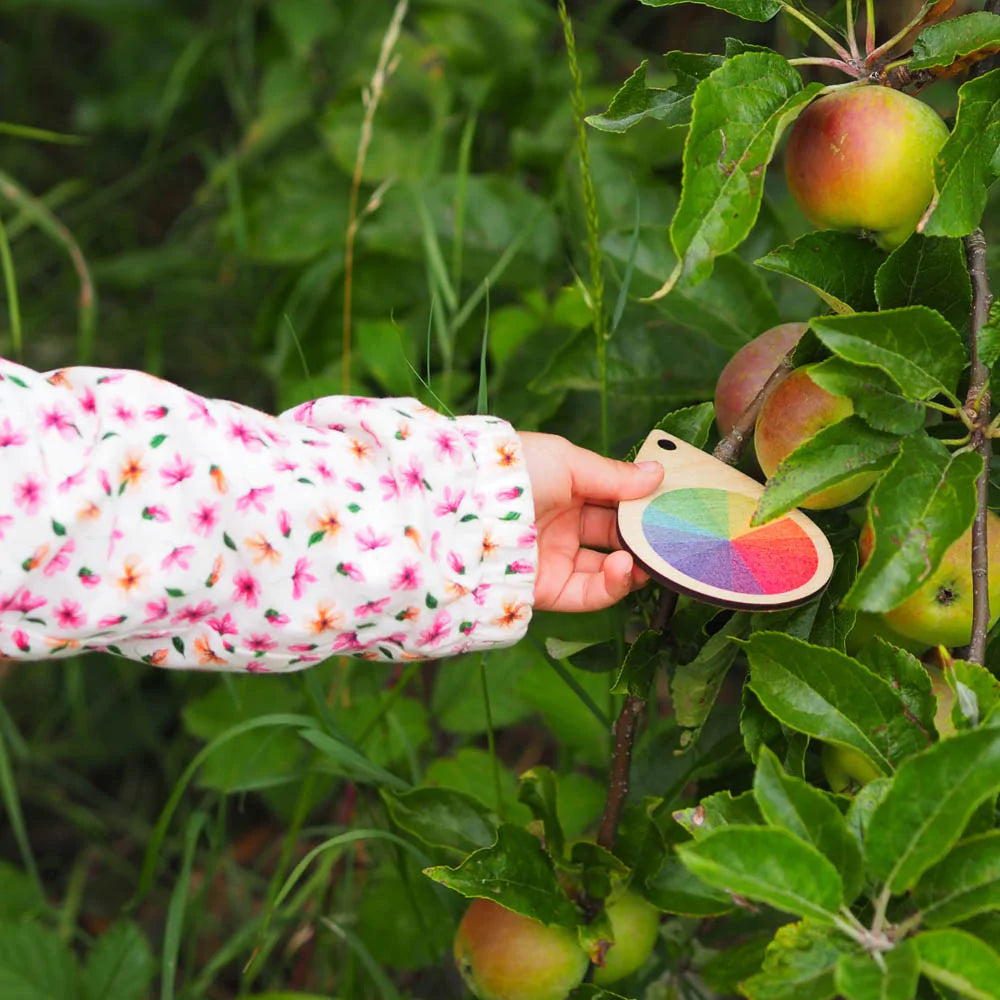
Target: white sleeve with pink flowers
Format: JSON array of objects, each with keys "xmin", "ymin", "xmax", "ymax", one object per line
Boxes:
[{"xmin": 0, "ymin": 358, "xmax": 537, "ymax": 671}]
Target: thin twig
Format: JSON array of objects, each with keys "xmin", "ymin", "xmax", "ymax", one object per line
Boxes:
[
  {"xmin": 845, "ymin": 0, "xmax": 861, "ymax": 61},
  {"xmin": 866, "ymin": 2, "xmax": 934, "ymax": 66},
  {"xmin": 778, "ymin": 1, "xmax": 852, "ymax": 61},
  {"xmin": 865, "ymin": 0, "xmax": 876, "ymax": 56},
  {"xmin": 713, "ymin": 348, "xmax": 798, "ymax": 467},
  {"xmin": 342, "ymin": 0, "xmax": 408, "ymax": 393},
  {"xmin": 596, "ymin": 694, "xmax": 646, "ymax": 852},
  {"xmin": 964, "ymin": 229, "xmax": 993, "ymax": 665}
]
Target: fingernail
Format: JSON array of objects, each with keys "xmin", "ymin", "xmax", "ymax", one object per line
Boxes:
[{"xmin": 636, "ymin": 461, "xmax": 662, "ymax": 474}]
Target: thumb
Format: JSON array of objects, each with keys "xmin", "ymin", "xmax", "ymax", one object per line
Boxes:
[{"xmin": 569, "ymin": 446, "xmax": 664, "ymax": 504}]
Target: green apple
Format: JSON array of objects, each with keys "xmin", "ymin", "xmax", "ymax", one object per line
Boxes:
[
  {"xmin": 754, "ymin": 365, "xmax": 878, "ymax": 509},
  {"xmin": 592, "ymin": 890, "xmax": 660, "ymax": 986},
  {"xmin": 714, "ymin": 322, "xmax": 807, "ymax": 435},
  {"xmin": 453, "ymin": 898, "xmax": 588, "ymax": 1000},
  {"xmin": 821, "ymin": 742, "xmax": 883, "ymax": 793},
  {"xmin": 858, "ymin": 515, "xmax": 1000, "ymax": 648},
  {"xmin": 785, "ymin": 86, "xmax": 950, "ymax": 250}
]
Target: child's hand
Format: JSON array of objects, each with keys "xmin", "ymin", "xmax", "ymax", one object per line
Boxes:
[{"xmin": 519, "ymin": 433, "xmax": 664, "ymax": 613}]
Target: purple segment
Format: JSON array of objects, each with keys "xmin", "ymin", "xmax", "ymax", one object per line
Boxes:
[
  {"xmin": 643, "ymin": 528, "xmax": 736, "ymax": 590},
  {"xmin": 729, "ymin": 549, "xmax": 766, "ymax": 595}
]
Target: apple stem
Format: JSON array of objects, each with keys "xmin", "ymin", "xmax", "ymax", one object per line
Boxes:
[
  {"xmin": 788, "ymin": 57, "xmax": 858, "ymax": 74},
  {"xmin": 866, "ymin": 2, "xmax": 935, "ymax": 66},
  {"xmin": 778, "ymin": 2, "xmax": 852, "ymax": 61},
  {"xmin": 865, "ymin": 0, "xmax": 876, "ymax": 57},
  {"xmin": 963, "ymin": 228, "xmax": 993, "ymax": 665},
  {"xmin": 845, "ymin": 0, "xmax": 861, "ymax": 61}
]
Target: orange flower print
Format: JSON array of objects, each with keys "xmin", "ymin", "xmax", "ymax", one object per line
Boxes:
[
  {"xmin": 481, "ymin": 532, "xmax": 498, "ymax": 558},
  {"xmin": 245, "ymin": 533, "xmax": 281, "ymax": 565},
  {"xmin": 496, "ymin": 441, "xmax": 519, "ymax": 467},
  {"xmin": 309, "ymin": 602, "xmax": 343, "ymax": 634},
  {"xmin": 349, "ymin": 438, "xmax": 372, "ymax": 461},
  {"xmin": 147, "ymin": 648, "xmax": 170, "ymax": 666},
  {"xmin": 205, "ymin": 555, "xmax": 224, "ymax": 588},
  {"xmin": 495, "ymin": 601, "xmax": 529, "ymax": 628},
  {"xmin": 194, "ymin": 635, "xmax": 227, "ymax": 666},
  {"xmin": 22, "ymin": 544, "xmax": 49, "ymax": 572},
  {"xmin": 117, "ymin": 557, "xmax": 146, "ymax": 594},
  {"xmin": 209, "ymin": 464, "xmax": 228, "ymax": 494},
  {"xmin": 77, "ymin": 501, "xmax": 101, "ymax": 521},
  {"xmin": 312, "ymin": 508, "xmax": 341, "ymax": 540},
  {"xmin": 404, "ymin": 526, "xmax": 423, "ymax": 551},
  {"xmin": 120, "ymin": 452, "xmax": 145, "ymax": 489}
]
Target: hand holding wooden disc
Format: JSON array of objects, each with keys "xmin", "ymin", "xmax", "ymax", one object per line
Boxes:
[{"xmin": 617, "ymin": 431, "xmax": 834, "ymax": 610}]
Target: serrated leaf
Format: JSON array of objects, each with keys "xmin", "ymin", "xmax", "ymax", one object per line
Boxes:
[
  {"xmin": 755, "ymin": 231, "xmax": 883, "ymax": 314},
  {"xmin": 424, "ymin": 824, "xmax": 580, "ymax": 927},
  {"xmin": 83, "ymin": 922, "xmax": 154, "ymax": 1000},
  {"xmin": 846, "ymin": 435, "xmax": 981, "ymax": 613},
  {"xmin": 834, "ymin": 941, "xmax": 919, "ymax": 1000},
  {"xmin": 641, "ymin": 401, "xmax": 716, "ymax": 455},
  {"xmin": 610, "ymin": 630, "xmax": 665, "ymax": 698},
  {"xmin": 753, "ymin": 416, "xmax": 898, "ymax": 523},
  {"xmin": 915, "ymin": 928, "xmax": 1000, "ymax": 999},
  {"xmin": 518, "ymin": 767, "xmax": 565, "ymax": 862},
  {"xmin": 753, "ymin": 746, "xmax": 864, "ymax": 903},
  {"xmin": 855, "ymin": 638, "xmax": 937, "ymax": 737},
  {"xmin": 0, "ymin": 922, "xmax": 80, "ymax": 1000},
  {"xmin": 910, "ymin": 11, "xmax": 1000, "ymax": 70},
  {"xmin": 915, "ymin": 831, "xmax": 1000, "ymax": 927},
  {"xmin": 676, "ymin": 826, "xmax": 844, "ymax": 921},
  {"xmin": 644, "ymin": 857, "xmax": 734, "ymax": 915},
  {"xmin": 650, "ymin": 53, "xmax": 821, "ymax": 298},
  {"xmin": 875, "ymin": 235, "xmax": 972, "ymax": 333},
  {"xmin": 922, "ymin": 69, "xmax": 1000, "ymax": 239},
  {"xmin": 742, "ymin": 919, "xmax": 849, "ymax": 1000},
  {"xmin": 945, "ymin": 658, "xmax": 1000, "ymax": 730},
  {"xmin": 865, "ymin": 727, "xmax": 1000, "ymax": 893},
  {"xmin": 808, "ymin": 358, "xmax": 925, "ymax": 435},
  {"xmin": 744, "ymin": 633, "xmax": 929, "ymax": 774},
  {"xmin": 568, "ymin": 841, "xmax": 630, "ymax": 902},
  {"xmin": 586, "ymin": 60, "xmax": 694, "ymax": 134},
  {"xmin": 673, "ymin": 789, "xmax": 763, "ymax": 839},
  {"xmin": 844, "ymin": 776, "xmax": 892, "ymax": 851},
  {"xmin": 810, "ymin": 308, "xmax": 967, "ymax": 400},
  {"xmin": 381, "ymin": 788, "xmax": 498, "ymax": 856},
  {"xmin": 637, "ymin": 0, "xmax": 782, "ymax": 19}
]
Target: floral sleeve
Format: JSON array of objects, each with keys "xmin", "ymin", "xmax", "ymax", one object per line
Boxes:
[{"xmin": 0, "ymin": 358, "xmax": 537, "ymax": 670}]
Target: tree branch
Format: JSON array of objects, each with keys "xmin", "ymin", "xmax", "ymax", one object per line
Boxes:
[
  {"xmin": 597, "ymin": 694, "xmax": 646, "ymax": 851},
  {"xmin": 963, "ymin": 229, "xmax": 993, "ymax": 665}
]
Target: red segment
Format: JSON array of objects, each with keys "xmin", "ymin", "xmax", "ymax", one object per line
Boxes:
[{"xmin": 733, "ymin": 519, "xmax": 818, "ymax": 594}]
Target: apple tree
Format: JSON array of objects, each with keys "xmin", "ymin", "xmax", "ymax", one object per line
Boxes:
[{"xmin": 394, "ymin": 3, "xmax": 1000, "ymax": 999}]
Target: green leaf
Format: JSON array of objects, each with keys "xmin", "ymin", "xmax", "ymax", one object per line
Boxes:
[
  {"xmin": 834, "ymin": 941, "xmax": 919, "ymax": 1000},
  {"xmin": 808, "ymin": 359, "xmax": 925, "ymax": 435},
  {"xmin": 298, "ymin": 729, "xmax": 409, "ymax": 791},
  {"xmin": 610, "ymin": 629, "xmax": 665, "ymax": 698},
  {"xmin": 568, "ymin": 840, "xmax": 630, "ymax": 902},
  {"xmin": 810, "ymin": 308, "xmax": 967, "ymax": 400},
  {"xmin": 945, "ymin": 658, "xmax": 1000, "ymax": 730},
  {"xmin": 381, "ymin": 788, "xmax": 498, "ymax": 856},
  {"xmin": 637, "ymin": 0, "xmax": 782, "ymax": 19},
  {"xmin": 865, "ymin": 727, "xmax": 1000, "ymax": 893},
  {"xmin": 915, "ymin": 928, "xmax": 1000, "ymax": 1000},
  {"xmin": 742, "ymin": 919, "xmax": 849, "ymax": 1000},
  {"xmin": 923, "ymin": 69, "xmax": 1000, "ymax": 239},
  {"xmin": 855, "ymin": 638, "xmax": 937, "ymax": 738},
  {"xmin": 673, "ymin": 789, "xmax": 763, "ymax": 838},
  {"xmin": 640, "ymin": 400, "xmax": 716, "ymax": 456},
  {"xmin": 910, "ymin": 12, "xmax": 1000, "ymax": 70},
  {"xmin": 586, "ymin": 60, "xmax": 694, "ymax": 134},
  {"xmin": 650, "ymin": 52, "xmax": 821, "ymax": 297},
  {"xmin": 676, "ymin": 826, "xmax": 844, "ymax": 921},
  {"xmin": 755, "ymin": 231, "xmax": 883, "ymax": 314},
  {"xmin": 753, "ymin": 416, "xmax": 898, "ymax": 522},
  {"xmin": 846, "ymin": 435, "xmax": 982, "ymax": 613},
  {"xmin": 424, "ymin": 824, "xmax": 580, "ymax": 928},
  {"xmin": 644, "ymin": 857, "xmax": 734, "ymax": 915},
  {"xmin": 0, "ymin": 922, "xmax": 81, "ymax": 1000},
  {"xmin": 744, "ymin": 633, "xmax": 928, "ymax": 774},
  {"xmin": 753, "ymin": 747, "xmax": 864, "ymax": 903},
  {"xmin": 518, "ymin": 767, "xmax": 565, "ymax": 861},
  {"xmin": 613, "ymin": 798, "xmax": 668, "ymax": 889},
  {"xmin": 83, "ymin": 922, "xmax": 154, "ymax": 1000},
  {"xmin": 914, "ymin": 831, "xmax": 1000, "ymax": 927},
  {"xmin": 569, "ymin": 985, "xmax": 630, "ymax": 1000},
  {"xmin": 0, "ymin": 863, "xmax": 45, "ymax": 922},
  {"xmin": 979, "ymin": 300, "xmax": 1000, "ymax": 369},
  {"xmin": 875, "ymin": 235, "xmax": 973, "ymax": 333}
]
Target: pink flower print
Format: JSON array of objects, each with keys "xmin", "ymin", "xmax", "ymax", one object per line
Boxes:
[
  {"xmin": 518, "ymin": 529, "xmax": 538, "ymax": 547},
  {"xmin": 43, "ymin": 541, "xmax": 75, "ymax": 577},
  {"xmin": 54, "ymin": 600, "xmax": 86, "ymax": 630},
  {"xmin": 207, "ymin": 612, "xmax": 238, "ymax": 637},
  {"xmin": 400, "ymin": 459, "xmax": 426, "ymax": 494},
  {"xmin": 244, "ymin": 633, "xmax": 278, "ymax": 655},
  {"xmin": 40, "ymin": 404, "xmax": 77, "ymax": 439},
  {"xmin": 418, "ymin": 611, "xmax": 452, "ymax": 647},
  {"xmin": 14, "ymin": 476, "xmax": 43, "ymax": 515},
  {"xmin": 460, "ymin": 621, "xmax": 478, "ymax": 637},
  {"xmin": 507, "ymin": 560, "xmax": 534, "ymax": 575},
  {"xmin": 278, "ymin": 510, "xmax": 292, "ymax": 538},
  {"xmin": 79, "ymin": 387, "xmax": 97, "ymax": 414},
  {"xmin": 12, "ymin": 630, "xmax": 29, "ymax": 652},
  {"xmin": 58, "ymin": 468, "xmax": 85, "ymax": 493},
  {"xmin": 292, "ymin": 558, "xmax": 316, "ymax": 599},
  {"xmin": 142, "ymin": 504, "xmax": 171, "ymax": 522},
  {"xmin": 333, "ymin": 632, "xmax": 363, "ymax": 652},
  {"xmin": 0, "ymin": 418, "xmax": 27, "ymax": 447},
  {"xmin": 112, "ymin": 400, "xmax": 135, "ymax": 424},
  {"xmin": 228, "ymin": 419, "xmax": 264, "ymax": 451},
  {"xmin": 0, "ymin": 515, "xmax": 13, "ymax": 539},
  {"xmin": 360, "ymin": 420, "xmax": 382, "ymax": 447},
  {"xmin": 391, "ymin": 562, "xmax": 421, "ymax": 591},
  {"xmin": 145, "ymin": 405, "xmax": 168, "ymax": 420},
  {"xmin": 107, "ymin": 522, "xmax": 125, "ymax": 560},
  {"xmin": 233, "ymin": 571, "xmax": 261, "ymax": 608},
  {"xmin": 288, "ymin": 643, "xmax": 318, "ymax": 653},
  {"xmin": 161, "ymin": 453, "xmax": 194, "ymax": 487},
  {"xmin": 337, "ymin": 562, "xmax": 365, "ymax": 582},
  {"xmin": 379, "ymin": 474, "xmax": 400, "ymax": 501},
  {"xmin": 144, "ymin": 598, "xmax": 169, "ymax": 624},
  {"xmin": 97, "ymin": 615, "xmax": 127, "ymax": 629},
  {"xmin": 236, "ymin": 485, "xmax": 275, "ymax": 514},
  {"xmin": 346, "ymin": 397, "xmax": 373, "ymax": 410},
  {"xmin": 262, "ymin": 425, "xmax": 289, "ymax": 447},
  {"xmin": 162, "ymin": 546, "xmax": 196, "ymax": 571},
  {"xmin": 355, "ymin": 597, "xmax": 390, "ymax": 618},
  {"xmin": 1, "ymin": 588, "xmax": 47, "ymax": 614},
  {"xmin": 460, "ymin": 428, "xmax": 479, "ymax": 450},
  {"xmin": 265, "ymin": 609, "xmax": 290, "ymax": 626},
  {"xmin": 313, "ymin": 461, "xmax": 336, "ymax": 483},
  {"xmin": 433, "ymin": 430, "xmax": 460, "ymax": 462},
  {"xmin": 497, "ymin": 486, "xmax": 524, "ymax": 502},
  {"xmin": 98, "ymin": 469, "xmax": 112, "ymax": 496},
  {"xmin": 78, "ymin": 567, "xmax": 101, "ymax": 588},
  {"xmin": 190, "ymin": 502, "xmax": 219, "ymax": 537},
  {"xmin": 186, "ymin": 394, "xmax": 217, "ymax": 426},
  {"xmin": 172, "ymin": 600, "xmax": 217, "ymax": 625},
  {"xmin": 292, "ymin": 400, "xmax": 317, "ymax": 423},
  {"xmin": 355, "ymin": 526, "xmax": 390, "ymax": 551},
  {"xmin": 274, "ymin": 457, "xmax": 298, "ymax": 473},
  {"xmin": 448, "ymin": 551, "xmax": 466, "ymax": 575},
  {"xmin": 472, "ymin": 584, "xmax": 490, "ymax": 606},
  {"xmin": 435, "ymin": 488, "xmax": 465, "ymax": 516},
  {"xmin": 345, "ymin": 479, "xmax": 364, "ymax": 492},
  {"xmin": 431, "ymin": 530, "xmax": 440, "ymax": 562}
]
